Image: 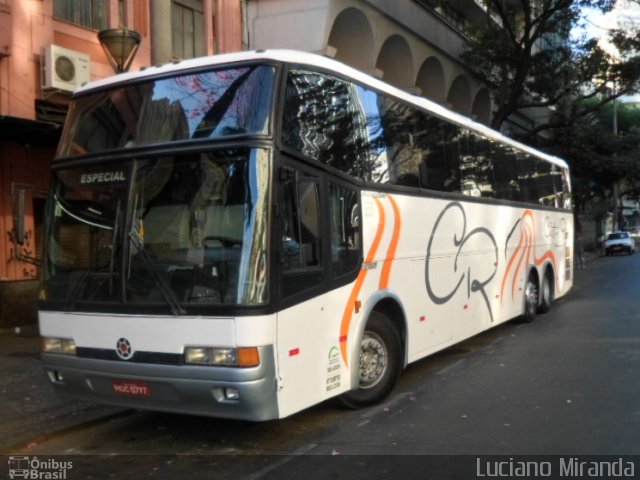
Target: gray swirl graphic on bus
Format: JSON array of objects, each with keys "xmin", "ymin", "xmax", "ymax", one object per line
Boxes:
[{"xmin": 425, "ymin": 201, "xmax": 499, "ymax": 322}]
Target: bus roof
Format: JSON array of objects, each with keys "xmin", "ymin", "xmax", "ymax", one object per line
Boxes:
[{"xmin": 77, "ymin": 49, "xmax": 569, "ymax": 170}]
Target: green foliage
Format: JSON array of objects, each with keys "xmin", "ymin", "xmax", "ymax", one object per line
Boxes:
[
  {"xmin": 462, "ymin": 0, "xmax": 640, "ymax": 134},
  {"xmin": 547, "ymin": 100, "xmax": 640, "ymax": 214},
  {"xmin": 463, "ymin": 1, "xmax": 640, "ymax": 217}
]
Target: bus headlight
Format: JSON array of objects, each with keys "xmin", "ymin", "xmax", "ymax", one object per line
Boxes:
[
  {"xmin": 42, "ymin": 337, "xmax": 77, "ymax": 355},
  {"xmin": 184, "ymin": 346, "xmax": 260, "ymax": 367}
]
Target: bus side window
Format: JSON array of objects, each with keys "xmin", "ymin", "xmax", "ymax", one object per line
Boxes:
[
  {"xmin": 493, "ymin": 144, "xmax": 521, "ymax": 202},
  {"xmin": 561, "ymin": 168, "xmax": 572, "ymax": 209},
  {"xmin": 280, "ymin": 166, "xmax": 324, "ymax": 298},
  {"xmin": 459, "ymin": 131, "xmax": 495, "ymax": 198},
  {"xmin": 517, "ymin": 153, "xmax": 540, "ymax": 204},
  {"xmin": 329, "ymin": 183, "xmax": 361, "ymax": 279},
  {"xmin": 417, "ymin": 115, "xmax": 448, "ymax": 191}
]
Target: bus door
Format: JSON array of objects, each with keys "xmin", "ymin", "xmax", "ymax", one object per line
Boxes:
[{"xmin": 275, "ymin": 158, "xmax": 361, "ymax": 417}]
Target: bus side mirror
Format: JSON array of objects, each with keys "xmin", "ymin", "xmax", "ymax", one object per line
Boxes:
[{"xmin": 12, "ymin": 186, "xmax": 26, "ymax": 245}]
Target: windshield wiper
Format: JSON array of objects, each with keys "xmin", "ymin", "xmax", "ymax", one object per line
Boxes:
[
  {"xmin": 65, "ymin": 266, "xmax": 115, "ymax": 311},
  {"xmin": 65, "ymin": 202, "xmax": 121, "ymax": 311},
  {"xmin": 128, "ymin": 229, "xmax": 186, "ymax": 316},
  {"xmin": 65, "ymin": 268, "xmax": 92, "ymax": 311},
  {"xmin": 108, "ymin": 200, "xmax": 121, "ymax": 296}
]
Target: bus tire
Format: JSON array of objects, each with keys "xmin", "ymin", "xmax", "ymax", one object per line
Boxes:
[
  {"xmin": 538, "ymin": 270, "xmax": 554, "ymax": 314},
  {"xmin": 339, "ymin": 311, "xmax": 402, "ymax": 409},
  {"xmin": 522, "ymin": 273, "xmax": 538, "ymax": 323}
]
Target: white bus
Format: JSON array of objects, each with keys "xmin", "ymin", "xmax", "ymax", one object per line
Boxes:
[{"xmin": 37, "ymin": 50, "xmax": 573, "ymax": 421}]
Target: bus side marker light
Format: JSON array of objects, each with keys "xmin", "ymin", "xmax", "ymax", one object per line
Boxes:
[
  {"xmin": 419, "ymin": 316, "xmax": 426, "ymax": 322},
  {"xmin": 354, "ymin": 300, "xmax": 361, "ymax": 313},
  {"xmin": 288, "ymin": 348, "xmax": 300, "ymax": 357}
]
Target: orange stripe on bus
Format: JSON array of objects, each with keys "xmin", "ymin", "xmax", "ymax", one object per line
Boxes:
[
  {"xmin": 500, "ymin": 231, "xmax": 523, "ymax": 303},
  {"xmin": 339, "ymin": 197, "xmax": 386, "ymax": 366},
  {"xmin": 379, "ymin": 195, "xmax": 401, "ymax": 290},
  {"xmin": 501, "ymin": 210, "xmax": 559, "ymax": 302},
  {"xmin": 536, "ymin": 250, "xmax": 557, "ymax": 267},
  {"xmin": 512, "ymin": 227, "xmax": 529, "ymax": 300}
]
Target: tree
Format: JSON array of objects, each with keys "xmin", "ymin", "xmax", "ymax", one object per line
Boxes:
[
  {"xmin": 462, "ymin": 0, "xmax": 640, "ymax": 136},
  {"xmin": 550, "ymin": 98, "xmax": 640, "ymax": 233}
]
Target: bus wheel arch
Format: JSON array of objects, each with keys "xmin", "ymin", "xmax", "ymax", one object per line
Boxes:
[
  {"xmin": 339, "ymin": 296, "xmax": 406, "ymax": 408},
  {"xmin": 371, "ymin": 297, "xmax": 407, "ymax": 363},
  {"xmin": 538, "ymin": 264, "xmax": 555, "ymax": 314}
]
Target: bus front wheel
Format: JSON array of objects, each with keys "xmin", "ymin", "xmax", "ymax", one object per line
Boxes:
[{"xmin": 339, "ymin": 311, "xmax": 402, "ymax": 409}]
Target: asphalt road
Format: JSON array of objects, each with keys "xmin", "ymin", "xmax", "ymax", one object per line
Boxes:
[{"xmin": 5, "ymin": 253, "xmax": 640, "ymax": 478}]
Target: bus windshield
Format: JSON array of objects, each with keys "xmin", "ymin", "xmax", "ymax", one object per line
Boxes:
[
  {"xmin": 57, "ymin": 65, "xmax": 275, "ymax": 157},
  {"xmin": 42, "ymin": 148, "xmax": 270, "ymax": 312}
]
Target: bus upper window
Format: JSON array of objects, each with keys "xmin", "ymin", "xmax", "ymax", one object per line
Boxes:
[
  {"xmin": 282, "ymin": 67, "xmax": 570, "ymax": 209},
  {"xmin": 282, "ymin": 70, "xmax": 374, "ymax": 180},
  {"xmin": 58, "ymin": 66, "xmax": 276, "ymax": 158},
  {"xmin": 459, "ymin": 131, "xmax": 495, "ymax": 198}
]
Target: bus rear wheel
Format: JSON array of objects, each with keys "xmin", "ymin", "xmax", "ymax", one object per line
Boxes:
[
  {"xmin": 339, "ymin": 311, "xmax": 402, "ymax": 409},
  {"xmin": 538, "ymin": 270, "xmax": 554, "ymax": 314},
  {"xmin": 522, "ymin": 273, "xmax": 539, "ymax": 323}
]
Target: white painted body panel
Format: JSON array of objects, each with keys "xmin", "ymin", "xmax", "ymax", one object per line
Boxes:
[
  {"xmin": 273, "ymin": 189, "xmax": 572, "ymax": 417},
  {"xmin": 39, "ymin": 312, "xmax": 276, "ymax": 353}
]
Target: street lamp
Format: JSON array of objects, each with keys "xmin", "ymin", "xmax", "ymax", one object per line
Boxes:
[{"xmin": 98, "ymin": 28, "xmax": 141, "ymax": 74}]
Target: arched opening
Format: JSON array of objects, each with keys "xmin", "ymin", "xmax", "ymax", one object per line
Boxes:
[
  {"xmin": 328, "ymin": 8, "xmax": 374, "ymax": 71},
  {"xmin": 447, "ymin": 75, "xmax": 471, "ymax": 115},
  {"xmin": 472, "ymin": 88, "xmax": 492, "ymax": 125},
  {"xmin": 416, "ymin": 57, "xmax": 446, "ymax": 104},
  {"xmin": 375, "ymin": 35, "xmax": 413, "ymax": 89}
]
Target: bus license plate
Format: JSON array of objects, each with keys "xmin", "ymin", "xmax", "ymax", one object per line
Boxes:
[{"xmin": 112, "ymin": 380, "xmax": 151, "ymax": 397}]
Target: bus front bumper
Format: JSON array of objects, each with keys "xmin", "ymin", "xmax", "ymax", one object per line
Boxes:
[{"xmin": 41, "ymin": 345, "xmax": 279, "ymax": 421}]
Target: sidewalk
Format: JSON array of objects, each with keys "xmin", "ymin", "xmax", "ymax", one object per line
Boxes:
[
  {"xmin": 0, "ymin": 326, "xmax": 124, "ymax": 453},
  {"xmin": 574, "ymin": 249, "xmax": 599, "ymax": 270}
]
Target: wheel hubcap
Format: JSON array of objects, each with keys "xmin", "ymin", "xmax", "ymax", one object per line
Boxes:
[
  {"xmin": 358, "ymin": 332, "xmax": 387, "ymax": 389},
  {"xmin": 525, "ymin": 281, "xmax": 538, "ymax": 314}
]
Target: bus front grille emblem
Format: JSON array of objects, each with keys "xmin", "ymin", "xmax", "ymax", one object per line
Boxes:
[{"xmin": 116, "ymin": 338, "xmax": 133, "ymax": 360}]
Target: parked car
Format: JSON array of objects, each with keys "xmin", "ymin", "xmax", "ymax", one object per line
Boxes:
[{"xmin": 604, "ymin": 231, "xmax": 635, "ymax": 256}]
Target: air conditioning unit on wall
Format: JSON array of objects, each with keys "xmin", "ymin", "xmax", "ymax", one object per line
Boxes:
[{"xmin": 42, "ymin": 44, "xmax": 90, "ymax": 93}]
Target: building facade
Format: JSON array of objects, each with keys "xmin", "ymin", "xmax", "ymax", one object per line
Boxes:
[
  {"xmin": 1, "ymin": 0, "xmax": 540, "ymax": 328},
  {"xmin": 0, "ymin": 0, "xmax": 242, "ymax": 329},
  {"xmin": 247, "ymin": 0, "xmax": 495, "ymax": 125}
]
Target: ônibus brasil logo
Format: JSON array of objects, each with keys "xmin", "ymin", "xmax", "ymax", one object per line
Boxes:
[{"xmin": 8, "ymin": 456, "xmax": 72, "ymax": 479}]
